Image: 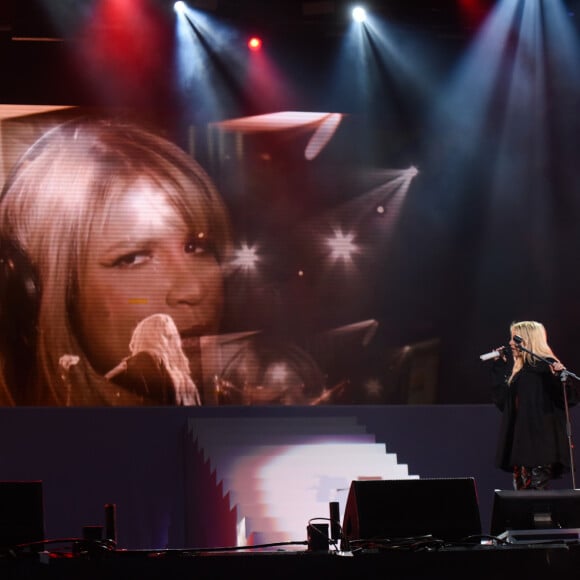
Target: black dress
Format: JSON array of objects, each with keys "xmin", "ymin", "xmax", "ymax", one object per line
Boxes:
[{"xmin": 491, "ymin": 359, "xmax": 574, "ymax": 474}]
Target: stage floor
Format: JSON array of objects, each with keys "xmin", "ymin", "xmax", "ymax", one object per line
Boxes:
[{"xmin": 2, "ymin": 543, "xmax": 580, "ymax": 580}]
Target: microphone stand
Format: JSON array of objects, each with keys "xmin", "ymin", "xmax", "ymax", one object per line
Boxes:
[{"xmin": 515, "ymin": 339, "xmax": 580, "ymax": 489}]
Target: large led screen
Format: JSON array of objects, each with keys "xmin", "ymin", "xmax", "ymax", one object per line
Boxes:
[{"xmin": 0, "ymin": 105, "xmax": 437, "ymax": 407}]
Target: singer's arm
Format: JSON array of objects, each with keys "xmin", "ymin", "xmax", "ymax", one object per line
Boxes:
[{"xmin": 490, "ymin": 357, "xmax": 510, "ymax": 411}]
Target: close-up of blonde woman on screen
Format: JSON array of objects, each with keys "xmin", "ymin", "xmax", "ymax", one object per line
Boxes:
[{"xmin": 0, "ymin": 117, "xmax": 231, "ymax": 406}]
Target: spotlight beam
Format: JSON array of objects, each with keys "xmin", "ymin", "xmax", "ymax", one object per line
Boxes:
[
  {"xmin": 180, "ymin": 12, "xmax": 255, "ymax": 115},
  {"xmin": 360, "ymin": 26, "xmax": 419, "ymax": 125}
]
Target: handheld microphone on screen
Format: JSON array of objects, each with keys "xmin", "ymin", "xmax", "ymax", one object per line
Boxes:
[
  {"xmin": 104, "ymin": 358, "xmax": 128, "ymax": 381},
  {"xmin": 479, "ymin": 346, "xmax": 508, "ymax": 362}
]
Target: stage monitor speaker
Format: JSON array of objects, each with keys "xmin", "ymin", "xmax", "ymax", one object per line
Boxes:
[
  {"xmin": 0, "ymin": 481, "xmax": 45, "ymax": 552},
  {"xmin": 342, "ymin": 478, "xmax": 481, "ymax": 542},
  {"xmin": 490, "ymin": 489, "xmax": 580, "ymax": 536}
]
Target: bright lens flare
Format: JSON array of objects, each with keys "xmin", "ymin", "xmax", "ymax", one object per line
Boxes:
[
  {"xmin": 352, "ymin": 6, "xmax": 367, "ymax": 23},
  {"xmin": 248, "ymin": 36, "xmax": 262, "ymax": 51},
  {"xmin": 174, "ymin": 1, "xmax": 185, "ymax": 13}
]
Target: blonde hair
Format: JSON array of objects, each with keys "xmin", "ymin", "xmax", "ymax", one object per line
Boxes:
[
  {"xmin": 0, "ymin": 117, "xmax": 231, "ymax": 405},
  {"xmin": 129, "ymin": 314, "xmax": 200, "ymax": 405},
  {"xmin": 509, "ymin": 320, "xmax": 557, "ymax": 383}
]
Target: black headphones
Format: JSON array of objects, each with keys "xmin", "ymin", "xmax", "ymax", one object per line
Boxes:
[{"xmin": 0, "ymin": 237, "xmax": 40, "ymax": 401}]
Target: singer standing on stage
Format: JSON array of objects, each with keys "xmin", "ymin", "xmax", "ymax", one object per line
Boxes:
[
  {"xmin": 490, "ymin": 320, "xmax": 575, "ymax": 490},
  {"xmin": 0, "ymin": 117, "xmax": 232, "ymax": 406}
]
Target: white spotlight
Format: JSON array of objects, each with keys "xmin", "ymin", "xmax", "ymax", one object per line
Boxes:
[
  {"xmin": 174, "ymin": 1, "xmax": 186, "ymax": 13},
  {"xmin": 352, "ymin": 6, "xmax": 367, "ymax": 23}
]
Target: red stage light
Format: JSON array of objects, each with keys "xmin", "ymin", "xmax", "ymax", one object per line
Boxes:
[
  {"xmin": 248, "ymin": 36, "xmax": 262, "ymax": 51},
  {"xmin": 458, "ymin": 0, "xmax": 492, "ymax": 29}
]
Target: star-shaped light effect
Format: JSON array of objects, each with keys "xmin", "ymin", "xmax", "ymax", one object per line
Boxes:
[
  {"xmin": 233, "ymin": 243, "xmax": 260, "ymax": 270},
  {"xmin": 327, "ymin": 230, "xmax": 357, "ymax": 261}
]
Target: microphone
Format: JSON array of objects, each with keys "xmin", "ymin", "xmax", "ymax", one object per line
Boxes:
[
  {"xmin": 479, "ymin": 346, "xmax": 508, "ymax": 361},
  {"xmin": 104, "ymin": 358, "xmax": 128, "ymax": 380}
]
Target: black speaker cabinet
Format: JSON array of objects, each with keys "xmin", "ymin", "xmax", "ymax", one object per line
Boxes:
[
  {"xmin": 0, "ymin": 481, "xmax": 45, "ymax": 551},
  {"xmin": 342, "ymin": 478, "xmax": 481, "ymax": 542},
  {"xmin": 490, "ymin": 489, "xmax": 580, "ymax": 536}
]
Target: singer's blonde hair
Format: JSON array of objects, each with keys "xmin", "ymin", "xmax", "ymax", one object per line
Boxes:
[
  {"xmin": 509, "ymin": 320, "xmax": 558, "ymax": 383},
  {"xmin": 129, "ymin": 314, "xmax": 200, "ymax": 405},
  {"xmin": 0, "ymin": 117, "xmax": 231, "ymax": 406}
]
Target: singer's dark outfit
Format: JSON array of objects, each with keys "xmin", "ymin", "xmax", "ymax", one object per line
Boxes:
[
  {"xmin": 113, "ymin": 351, "xmax": 176, "ymax": 405},
  {"xmin": 491, "ymin": 359, "xmax": 574, "ymax": 490}
]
